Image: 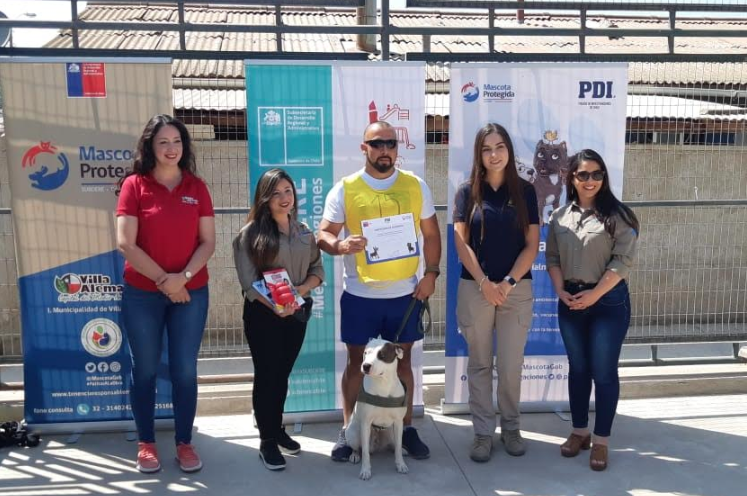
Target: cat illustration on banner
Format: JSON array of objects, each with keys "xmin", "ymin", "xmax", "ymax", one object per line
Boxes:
[{"xmin": 532, "ymin": 130, "xmax": 569, "ymax": 224}]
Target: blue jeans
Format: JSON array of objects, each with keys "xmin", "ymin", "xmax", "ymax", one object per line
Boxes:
[
  {"xmin": 121, "ymin": 283, "xmax": 209, "ymax": 444},
  {"xmin": 558, "ymin": 280, "xmax": 630, "ymax": 437}
]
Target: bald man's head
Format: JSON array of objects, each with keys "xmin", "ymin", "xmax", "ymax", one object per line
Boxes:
[{"xmin": 363, "ymin": 121, "xmax": 395, "ymax": 141}]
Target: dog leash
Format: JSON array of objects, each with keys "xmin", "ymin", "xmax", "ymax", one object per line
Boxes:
[{"xmin": 392, "ymin": 297, "xmax": 432, "ymax": 344}]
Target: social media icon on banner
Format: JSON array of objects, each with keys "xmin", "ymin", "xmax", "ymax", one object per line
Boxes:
[
  {"xmin": 85, "ymin": 362, "xmax": 96, "ymax": 373},
  {"xmin": 110, "ymin": 361, "xmax": 121, "ymax": 373},
  {"xmin": 77, "ymin": 404, "xmax": 91, "ymax": 415},
  {"xmin": 97, "ymin": 362, "xmax": 109, "ymax": 373}
]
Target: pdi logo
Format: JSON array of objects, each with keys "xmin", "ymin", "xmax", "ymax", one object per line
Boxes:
[{"xmin": 578, "ymin": 81, "xmax": 614, "ymax": 99}]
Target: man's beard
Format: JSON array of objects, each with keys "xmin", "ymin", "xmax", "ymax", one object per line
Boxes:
[{"xmin": 368, "ymin": 156, "xmax": 394, "ymax": 174}]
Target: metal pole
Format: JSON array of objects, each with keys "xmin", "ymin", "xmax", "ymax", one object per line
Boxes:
[
  {"xmin": 275, "ymin": 5, "xmax": 283, "ymax": 52},
  {"xmin": 178, "ymin": 1, "xmax": 186, "ymax": 51},
  {"xmin": 381, "ymin": 0, "xmax": 389, "ymax": 60},
  {"xmin": 489, "ymin": 9, "xmax": 495, "ymax": 53},
  {"xmin": 70, "ymin": 0, "xmax": 79, "ymax": 49}
]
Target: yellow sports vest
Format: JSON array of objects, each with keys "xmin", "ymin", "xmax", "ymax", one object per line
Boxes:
[{"xmin": 343, "ymin": 170, "xmax": 423, "ymax": 284}]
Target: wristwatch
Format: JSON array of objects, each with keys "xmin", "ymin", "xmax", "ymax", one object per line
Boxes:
[
  {"xmin": 184, "ymin": 270, "xmax": 193, "ymax": 281},
  {"xmin": 424, "ymin": 265, "xmax": 441, "ymax": 277},
  {"xmin": 503, "ymin": 275, "xmax": 517, "ymax": 288}
]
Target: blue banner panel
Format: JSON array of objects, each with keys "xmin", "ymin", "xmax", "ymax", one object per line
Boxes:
[
  {"xmin": 21, "ymin": 251, "xmax": 173, "ymax": 424},
  {"xmin": 246, "ymin": 63, "xmax": 336, "ymax": 412}
]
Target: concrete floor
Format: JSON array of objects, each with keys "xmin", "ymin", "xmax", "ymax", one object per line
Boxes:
[{"xmin": 1, "ymin": 394, "xmax": 745, "ymax": 496}]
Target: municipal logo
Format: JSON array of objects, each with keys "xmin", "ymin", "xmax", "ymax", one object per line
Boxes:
[
  {"xmin": 81, "ymin": 318, "xmax": 122, "ymax": 358},
  {"xmin": 55, "ymin": 273, "xmax": 83, "ymax": 294},
  {"xmin": 54, "ymin": 273, "xmax": 123, "ymax": 303},
  {"xmin": 461, "ymin": 82, "xmax": 479, "ymax": 103},
  {"xmin": 21, "ymin": 141, "xmax": 70, "ymax": 191}
]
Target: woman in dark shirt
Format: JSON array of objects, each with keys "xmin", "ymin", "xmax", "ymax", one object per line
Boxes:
[
  {"xmin": 453, "ymin": 123, "xmax": 540, "ymax": 463},
  {"xmin": 232, "ymin": 168, "xmax": 324, "ymax": 471},
  {"xmin": 546, "ymin": 149, "xmax": 639, "ymax": 471}
]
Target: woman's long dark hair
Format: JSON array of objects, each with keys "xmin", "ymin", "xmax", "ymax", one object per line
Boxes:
[
  {"xmin": 245, "ymin": 168, "xmax": 298, "ymax": 273},
  {"xmin": 117, "ymin": 114, "xmax": 196, "ymax": 193},
  {"xmin": 566, "ymin": 149, "xmax": 639, "ymax": 236},
  {"xmin": 465, "ymin": 123, "xmax": 530, "ymax": 243}
]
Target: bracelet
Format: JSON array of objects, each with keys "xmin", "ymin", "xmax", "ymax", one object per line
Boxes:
[
  {"xmin": 478, "ymin": 276, "xmax": 489, "ymax": 291},
  {"xmin": 424, "ymin": 265, "xmax": 441, "ymax": 277}
]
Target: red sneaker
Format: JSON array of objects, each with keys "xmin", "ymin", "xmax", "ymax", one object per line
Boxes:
[
  {"xmin": 136, "ymin": 442, "xmax": 161, "ymax": 473},
  {"xmin": 176, "ymin": 443, "xmax": 203, "ymax": 473}
]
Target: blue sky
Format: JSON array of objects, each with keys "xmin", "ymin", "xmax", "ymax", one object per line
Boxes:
[{"xmin": 0, "ymin": 1, "xmax": 87, "ymax": 47}]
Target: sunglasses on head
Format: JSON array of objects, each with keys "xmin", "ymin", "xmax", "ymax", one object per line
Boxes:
[
  {"xmin": 365, "ymin": 139, "xmax": 398, "ymax": 150},
  {"xmin": 574, "ymin": 170, "xmax": 606, "ymax": 182}
]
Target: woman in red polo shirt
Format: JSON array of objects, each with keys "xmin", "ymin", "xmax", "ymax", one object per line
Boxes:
[{"xmin": 116, "ymin": 115, "xmax": 215, "ymax": 474}]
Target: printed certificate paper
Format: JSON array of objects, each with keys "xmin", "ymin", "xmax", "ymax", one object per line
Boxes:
[{"xmin": 361, "ymin": 213, "xmax": 420, "ymax": 264}]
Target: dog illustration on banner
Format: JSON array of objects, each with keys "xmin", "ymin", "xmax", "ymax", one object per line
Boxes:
[
  {"xmin": 517, "ymin": 160, "xmax": 536, "ymax": 184},
  {"xmin": 532, "ymin": 130, "xmax": 570, "ymax": 224},
  {"xmin": 22, "ymin": 141, "xmax": 71, "ymax": 191}
]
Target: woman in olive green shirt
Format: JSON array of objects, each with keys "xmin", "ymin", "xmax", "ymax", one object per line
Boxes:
[
  {"xmin": 233, "ymin": 168, "xmax": 324, "ymax": 471},
  {"xmin": 546, "ymin": 149, "xmax": 638, "ymax": 471}
]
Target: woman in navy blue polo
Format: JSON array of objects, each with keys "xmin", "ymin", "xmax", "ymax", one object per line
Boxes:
[
  {"xmin": 453, "ymin": 123, "xmax": 540, "ymax": 463},
  {"xmin": 546, "ymin": 149, "xmax": 638, "ymax": 471}
]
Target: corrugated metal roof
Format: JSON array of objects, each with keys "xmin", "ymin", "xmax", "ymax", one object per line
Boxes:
[
  {"xmin": 627, "ymin": 95, "xmax": 747, "ymax": 120},
  {"xmin": 42, "ymin": 3, "xmax": 747, "ymax": 86},
  {"xmin": 178, "ymin": 88, "xmax": 746, "ymax": 122},
  {"xmin": 174, "ymin": 88, "xmax": 246, "ymax": 111}
]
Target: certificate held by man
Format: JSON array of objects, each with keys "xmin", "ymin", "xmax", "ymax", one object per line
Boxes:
[{"xmin": 361, "ymin": 212, "xmax": 420, "ymax": 264}]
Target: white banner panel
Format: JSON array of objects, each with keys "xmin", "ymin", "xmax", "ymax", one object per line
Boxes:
[{"xmin": 332, "ymin": 62, "xmax": 427, "ymax": 409}]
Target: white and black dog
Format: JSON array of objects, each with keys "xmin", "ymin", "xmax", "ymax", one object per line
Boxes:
[{"xmin": 345, "ymin": 338, "xmax": 409, "ymax": 480}]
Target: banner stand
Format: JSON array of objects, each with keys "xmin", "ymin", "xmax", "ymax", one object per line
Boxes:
[
  {"xmin": 444, "ymin": 62, "xmax": 629, "ymax": 412},
  {"xmin": 438, "ymin": 401, "xmax": 597, "ymax": 416},
  {"xmin": 277, "ymin": 406, "xmax": 426, "ymax": 427},
  {"xmin": 28, "ymin": 418, "xmax": 176, "ymax": 437},
  {"xmin": 0, "ymin": 58, "xmax": 174, "ymax": 433},
  {"xmin": 246, "ymin": 60, "xmax": 427, "ymax": 421}
]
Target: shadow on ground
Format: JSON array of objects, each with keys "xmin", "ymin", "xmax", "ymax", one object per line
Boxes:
[{"xmin": 0, "ymin": 395, "xmax": 744, "ymax": 496}]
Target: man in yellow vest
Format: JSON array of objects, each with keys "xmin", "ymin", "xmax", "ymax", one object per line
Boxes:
[{"xmin": 318, "ymin": 121, "xmax": 441, "ymax": 462}]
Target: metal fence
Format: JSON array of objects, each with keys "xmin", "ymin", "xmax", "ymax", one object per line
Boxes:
[
  {"xmin": 2, "ymin": 102, "xmax": 747, "ymax": 360},
  {"xmin": 1, "ymin": 0, "xmax": 747, "ymax": 360}
]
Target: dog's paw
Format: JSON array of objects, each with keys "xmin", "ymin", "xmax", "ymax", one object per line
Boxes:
[
  {"xmin": 359, "ymin": 468, "xmax": 372, "ymax": 480},
  {"xmin": 349, "ymin": 451, "xmax": 361, "ymax": 464},
  {"xmin": 396, "ymin": 461, "xmax": 409, "ymax": 474}
]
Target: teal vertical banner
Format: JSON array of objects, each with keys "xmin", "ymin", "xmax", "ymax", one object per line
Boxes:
[{"xmin": 246, "ymin": 63, "xmax": 336, "ymax": 412}]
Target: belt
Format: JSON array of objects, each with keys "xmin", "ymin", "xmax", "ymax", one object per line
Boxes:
[{"xmin": 564, "ymin": 280, "xmax": 597, "ymax": 293}]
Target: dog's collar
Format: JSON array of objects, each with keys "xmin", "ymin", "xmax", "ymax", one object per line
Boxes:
[{"xmin": 356, "ymin": 380, "xmax": 407, "ymax": 409}]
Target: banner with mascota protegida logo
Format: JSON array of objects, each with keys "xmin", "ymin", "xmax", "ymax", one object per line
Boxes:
[{"xmin": 0, "ymin": 59, "xmax": 173, "ymax": 429}]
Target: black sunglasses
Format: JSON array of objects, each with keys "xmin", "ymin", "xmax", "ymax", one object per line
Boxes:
[
  {"xmin": 365, "ymin": 139, "xmax": 398, "ymax": 150},
  {"xmin": 574, "ymin": 170, "xmax": 605, "ymax": 182}
]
